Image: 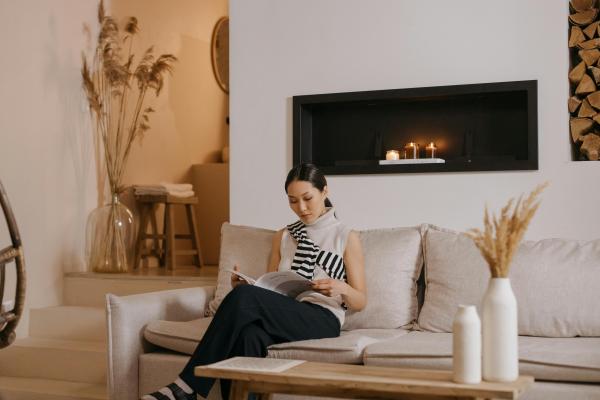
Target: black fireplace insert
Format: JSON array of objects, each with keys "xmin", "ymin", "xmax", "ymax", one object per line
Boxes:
[{"xmin": 292, "ymin": 80, "xmax": 538, "ymax": 175}]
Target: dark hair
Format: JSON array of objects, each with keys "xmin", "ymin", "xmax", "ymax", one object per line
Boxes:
[{"xmin": 285, "ymin": 163, "xmax": 333, "ymax": 207}]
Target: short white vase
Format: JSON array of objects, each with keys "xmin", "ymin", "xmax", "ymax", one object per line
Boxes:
[
  {"xmin": 482, "ymin": 277, "xmax": 519, "ymax": 382},
  {"xmin": 453, "ymin": 305, "xmax": 481, "ymax": 384}
]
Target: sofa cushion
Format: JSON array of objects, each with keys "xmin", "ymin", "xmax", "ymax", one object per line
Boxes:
[
  {"xmin": 145, "ymin": 312, "xmax": 409, "ymax": 364},
  {"xmin": 144, "ymin": 317, "xmax": 213, "ymax": 355},
  {"xmin": 417, "ymin": 225, "xmax": 600, "ymax": 337},
  {"xmin": 364, "ymin": 331, "xmax": 600, "ymax": 383},
  {"xmin": 520, "ymin": 382, "xmax": 600, "ymax": 400},
  {"xmin": 342, "ymin": 227, "xmax": 423, "ymax": 330},
  {"xmin": 209, "ymin": 223, "xmax": 422, "ymax": 331},
  {"xmin": 144, "ymin": 312, "xmax": 409, "ymax": 364},
  {"xmin": 207, "ymin": 223, "xmax": 274, "ymax": 315},
  {"xmin": 268, "ymin": 328, "xmax": 409, "ymax": 364}
]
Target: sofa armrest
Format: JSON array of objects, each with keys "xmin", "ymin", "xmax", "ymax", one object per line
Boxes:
[{"xmin": 106, "ymin": 286, "xmax": 215, "ymax": 400}]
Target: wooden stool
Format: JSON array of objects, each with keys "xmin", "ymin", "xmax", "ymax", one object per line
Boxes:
[{"xmin": 134, "ymin": 194, "xmax": 204, "ymax": 270}]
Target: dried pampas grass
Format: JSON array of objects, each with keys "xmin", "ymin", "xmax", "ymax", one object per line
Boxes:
[
  {"xmin": 81, "ymin": 0, "xmax": 177, "ymax": 196},
  {"xmin": 81, "ymin": 0, "xmax": 177, "ymax": 272},
  {"xmin": 465, "ymin": 183, "xmax": 548, "ymax": 278}
]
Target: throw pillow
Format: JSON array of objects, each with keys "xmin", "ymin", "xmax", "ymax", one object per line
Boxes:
[
  {"xmin": 342, "ymin": 226, "xmax": 423, "ymax": 330},
  {"xmin": 418, "ymin": 224, "xmax": 600, "ymax": 337},
  {"xmin": 207, "ymin": 223, "xmax": 275, "ymax": 315}
]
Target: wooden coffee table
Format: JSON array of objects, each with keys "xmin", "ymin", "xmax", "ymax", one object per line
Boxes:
[{"xmin": 195, "ymin": 357, "xmax": 533, "ymax": 400}]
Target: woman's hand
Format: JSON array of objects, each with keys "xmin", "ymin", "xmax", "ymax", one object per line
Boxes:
[
  {"xmin": 230, "ymin": 265, "xmax": 249, "ymax": 288},
  {"xmin": 310, "ymin": 278, "xmax": 348, "ymax": 297}
]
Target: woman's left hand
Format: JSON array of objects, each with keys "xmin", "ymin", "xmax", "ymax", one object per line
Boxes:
[{"xmin": 310, "ymin": 279, "xmax": 348, "ymax": 297}]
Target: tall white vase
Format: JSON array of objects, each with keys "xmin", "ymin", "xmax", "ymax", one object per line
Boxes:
[
  {"xmin": 452, "ymin": 305, "xmax": 481, "ymax": 384},
  {"xmin": 482, "ymin": 277, "xmax": 519, "ymax": 382}
]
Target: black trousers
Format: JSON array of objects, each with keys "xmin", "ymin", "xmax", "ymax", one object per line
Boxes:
[{"xmin": 179, "ymin": 284, "xmax": 341, "ymax": 399}]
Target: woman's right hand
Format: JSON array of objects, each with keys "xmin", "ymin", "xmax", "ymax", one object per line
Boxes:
[{"xmin": 230, "ymin": 265, "xmax": 248, "ymax": 288}]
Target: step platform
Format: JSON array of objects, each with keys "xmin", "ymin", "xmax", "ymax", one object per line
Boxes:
[{"xmin": 64, "ymin": 265, "xmax": 218, "ymax": 307}]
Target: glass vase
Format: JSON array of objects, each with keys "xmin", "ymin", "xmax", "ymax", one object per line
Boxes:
[{"xmin": 85, "ymin": 193, "xmax": 134, "ymax": 273}]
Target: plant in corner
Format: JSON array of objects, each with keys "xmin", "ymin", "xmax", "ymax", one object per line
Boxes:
[
  {"xmin": 81, "ymin": 0, "xmax": 176, "ymax": 273},
  {"xmin": 465, "ymin": 183, "xmax": 547, "ymax": 382}
]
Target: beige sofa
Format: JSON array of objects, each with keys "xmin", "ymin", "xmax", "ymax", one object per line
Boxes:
[{"xmin": 106, "ymin": 223, "xmax": 600, "ymax": 400}]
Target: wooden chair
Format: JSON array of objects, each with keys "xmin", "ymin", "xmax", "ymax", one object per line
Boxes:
[
  {"xmin": 134, "ymin": 194, "xmax": 204, "ymax": 270},
  {"xmin": 0, "ymin": 180, "xmax": 26, "ymax": 349}
]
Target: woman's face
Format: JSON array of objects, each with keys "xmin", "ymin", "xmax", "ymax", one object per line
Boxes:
[{"xmin": 286, "ymin": 180, "xmax": 328, "ymax": 224}]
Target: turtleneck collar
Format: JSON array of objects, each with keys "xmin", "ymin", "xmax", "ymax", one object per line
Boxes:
[{"xmin": 304, "ymin": 207, "xmax": 337, "ymax": 228}]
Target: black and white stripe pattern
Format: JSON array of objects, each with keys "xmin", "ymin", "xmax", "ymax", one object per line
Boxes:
[{"xmin": 287, "ymin": 220, "xmax": 346, "ymax": 281}]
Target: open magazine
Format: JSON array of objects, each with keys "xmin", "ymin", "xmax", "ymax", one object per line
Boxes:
[{"xmin": 226, "ymin": 269, "xmax": 312, "ymax": 298}]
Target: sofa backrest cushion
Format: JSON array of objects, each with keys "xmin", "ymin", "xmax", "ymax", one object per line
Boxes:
[
  {"xmin": 207, "ymin": 223, "xmax": 274, "ymax": 316},
  {"xmin": 209, "ymin": 223, "xmax": 423, "ymax": 331},
  {"xmin": 342, "ymin": 227, "xmax": 423, "ymax": 330},
  {"xmin": 418, "ymin": 225, "xmax": 600, "ymax": 337}
]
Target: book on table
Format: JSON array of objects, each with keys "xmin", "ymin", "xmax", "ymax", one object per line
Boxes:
[{"xmin": 226, "ymin": 269, "xmax": 312, "ymax": 298}]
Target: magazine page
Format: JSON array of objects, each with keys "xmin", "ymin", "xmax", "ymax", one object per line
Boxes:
[
  {"xmin": 208, "ymin": 356, "xmax": 305, "ymax": 372},
  {"xmin": 254, "ymin": 271, "xmax": 312, "ymax": 298},
  {"xmin": 225, "ymin": 268, "xmax": 257, "ymax": 285}
]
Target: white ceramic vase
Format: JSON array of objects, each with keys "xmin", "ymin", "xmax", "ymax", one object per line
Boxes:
[
  {"xmin": 453, "ymin": 305, "xmax": 481, "ymax": 384},
  {"xmin": 482, "ymin": 277, "xmax": 519, "ymax": 382}
]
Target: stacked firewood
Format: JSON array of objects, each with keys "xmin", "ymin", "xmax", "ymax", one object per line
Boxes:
[{"xmin": 569, "ymin": 0, "xmax": 600, "ymax": 160}]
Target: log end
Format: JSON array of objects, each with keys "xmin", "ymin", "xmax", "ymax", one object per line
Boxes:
[
  {"xmin": 571, "ymin": 0, "xmax": 596, "ymax": 13},
  {"xmin": 570, "ymin": 9, "xmax": 600, "ymax": 26},
  {"xmin": 581, "ymin": 133, "xmax": 600, "ymax": 160}
]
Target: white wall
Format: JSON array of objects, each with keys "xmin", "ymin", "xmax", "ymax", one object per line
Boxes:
[
  {"xmin": 0, "ymin": 0, "xmax": 100, "ymax": 336},
  {"xmin": 230, "ymin": 0, "xmax": 600, "ymax": 240}
]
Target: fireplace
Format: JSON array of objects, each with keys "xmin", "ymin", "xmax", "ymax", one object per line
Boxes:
[{"xmin": 293, "ymin": 80, "xmax": 538, "ymax": 175}]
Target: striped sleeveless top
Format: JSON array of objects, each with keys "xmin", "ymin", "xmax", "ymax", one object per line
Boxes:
[{"xmin": 278, "ymin": 207, "xmax": 351, "ymax": 326}]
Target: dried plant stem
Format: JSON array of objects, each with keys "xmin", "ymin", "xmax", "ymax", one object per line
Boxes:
[
  {"xmin": 117, "ymin": 86, "xmax": 148, "ymax": 184},
  {"xmin": 466, "ymin": 183, "xmax": 548, "ymax": 278},
  {"xmin": 81, "ymin": 0, "xmax": 176, "ymax": 271},
  {"xmin": 82, "ymin": 0, "xmax": 176, "ymax": 196}
]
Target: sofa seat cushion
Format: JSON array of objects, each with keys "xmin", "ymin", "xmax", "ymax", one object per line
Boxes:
[
  {"xmin": 519, "ymin": 382, "xmax": 600, "ymax": 400},
  {"xmin": 145, "ymin": 314, "xmax": 409, "ymax": 365},
  {"xmin": 418, "ymin": 225, "xmax": 600, "ymax": 337},
  {"xmin": 144, "ymin": 317, "xmax": 213, "ymax": 355},
  {"xmin": 268, "ymin": 329, "xmax": 409, "ymax": 364},
  {"xmin": 364, "ymin": 332, "xmax": 600, "ymax": 383}
]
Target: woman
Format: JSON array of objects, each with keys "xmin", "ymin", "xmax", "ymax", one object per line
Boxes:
[{"xmin": 143, "ymin": 163, "xmax": 366, "ymax": 400}]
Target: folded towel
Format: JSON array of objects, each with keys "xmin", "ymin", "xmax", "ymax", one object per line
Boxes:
[
  {"xmin": 134, "ymin": 184, "xmax": 195, "ymax": 198},
  {"xmin": 160, "ymin": 183, "xmax": 193, "ymax": 193},
  {"xmin": 168, "ymin": 190, "xmax": 195, "ymax": 198},
  {"xmin": 134, "ymin": 185, "xmax": 165, "ymax": 195}
]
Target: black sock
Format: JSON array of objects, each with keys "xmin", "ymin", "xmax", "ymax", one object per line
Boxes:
[{"xmin": 141, "ymin": 381, "xmax": 195, "ymax": 400}]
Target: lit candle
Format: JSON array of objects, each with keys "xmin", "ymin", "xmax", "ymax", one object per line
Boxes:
[
  {"xmin": 404, "ymin": 142, "xmax": 419, "ymax": 159},
  {"xmin": 426, "ymin": 142, "xmax": 437, "ymax": 158},
  {"xmin": 385, "ymin": 150, "xmax": 400, "ymax": 160}
]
